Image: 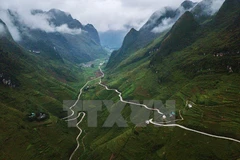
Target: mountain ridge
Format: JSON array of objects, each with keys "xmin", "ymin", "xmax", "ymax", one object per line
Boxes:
[
  {"xmin": 2, "ymin": 8, "xmax": 106, "ymax": 63},
  {"xmin": 106, "ymin": 0, "xmax": 197, "ymax": 69}
]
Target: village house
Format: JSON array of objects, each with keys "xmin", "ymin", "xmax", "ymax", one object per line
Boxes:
[{"xmin": 33, "ymin": 50, "xmax": 41, "ymax": 54}]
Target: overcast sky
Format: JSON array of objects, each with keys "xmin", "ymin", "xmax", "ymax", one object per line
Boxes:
[{"xmin": 1, "ymin": 0, "xmax": 202, "ymax": 32}]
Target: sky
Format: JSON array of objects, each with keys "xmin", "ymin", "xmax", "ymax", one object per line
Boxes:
[{"xmin": 0, "ymin": 0, "xmax": 202, "ymax": 32}]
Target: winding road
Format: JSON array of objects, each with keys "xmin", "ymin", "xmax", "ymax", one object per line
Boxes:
[
  {"xmin": 98, "ymin": 65, "xmax": 164, "ymax": 115},
  {"xmin": 65, "ymin": 62, "xmax": 240, "ymax": 160},
  {"xmin": 66, "ymin": 112, "xmax": 86, "ymax": 160},
  {"xmin": 62, "ymin": 73, "xmax": 102, "ymax": 160},
  {"xmin": 148, "ymin": 119, "xmax": 240, "ymax": 143},
  {"xmin": 62, "ymin": 76, "xmax": 101, "ymax": 121},
  {"xmin": 98, "ymin": 64, "xmax": 240, "ymax": 144}
]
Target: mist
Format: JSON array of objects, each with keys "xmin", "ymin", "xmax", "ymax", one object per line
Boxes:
[
  {"xmin": 0, "ymin": 0, "xmax": 224, "ymax": 40},
  {"xmin": 151, "ymin": 0, "xmax": 224, "ymax": 34},
  {"xmin": 0, "ymin": 8, "xmax": 82, "ymax": 41},
  {"xmin": 152, "ymin": 18, "xmax": 175, "ymax": 33},
  {"xmin": 0, "ymin": 23, "xmax": 5, "ymax": 35},
  {"xmin": 208, "ymin": 0, "xmax": 225, "ymax": 15},
  {"xmin": 0, "ymin": 9, "xmax": 21, "ymax": 41},
  {"xmin": 151, "ymin": 4, "xmax": 193, "ymax": 33}
]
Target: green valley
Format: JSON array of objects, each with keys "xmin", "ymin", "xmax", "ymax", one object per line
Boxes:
[{"xmin": 1, "ymin": 0, "xmax": 240, "ymax": 160}]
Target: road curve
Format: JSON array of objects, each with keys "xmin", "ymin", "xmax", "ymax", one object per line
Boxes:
[
  {"xmin": 149, "ymin": 119, "xmax": 240, "ymax": 144},
  {"xmin": 67, "ymin": 112, "xmax": 86, "ymax": 160},
  {"xmin": 63, "ymin": 69, "xmax": 102, "ymax": 160},
  {"xmin": 98, "ymin": 65, "xmax": 164, "ymax": 115},
  {"xmin": 62, "ymin": 76, "xmax": 101, "ymax": 120},
  {"xmin": 98, "ymin": 65, "xmax": 240, "ymax": 144},
  {"xmin": 65, "ymin": 63, "xmax": 240, "ymax": 160}
]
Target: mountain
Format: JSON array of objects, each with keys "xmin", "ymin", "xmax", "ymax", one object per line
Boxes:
[
  {"xmin": 4, "ymin": 9, "xmax": 107, "ymax": 63},
  {"xmin": 0, "ymin": 19, "xmax": 13, "ymax": 40},
  {"xmin": 214, "ymin": 0, "xmax": 240, "ymax": 25},
  {"xmin": 86, "ymin": 1, "xmax": 240, "ymax": 159},
  {"xmin": 33, "ymin": 9, "xmax": 101, "ymax": 44},
  {"xmin": 0, "ymin": 20, "xmax": 90, "ymax": 159},
  {"xmin": 106, "ymin": 28, "xmax": 139, "ymax": 67},
  {"xmin": 106, "ymin": 0, "xmax": 197, "ymax": 69},
  {"xmin": 191, "ymin": 0, "xmax": 225, "ymax": 23},
  {"xmin": 153, "ymin": 11, "xmax": 199, "ymax": 60},
  {"xmin": 140, "ymin": 0, "xmax": 197, "ymax": 32}
]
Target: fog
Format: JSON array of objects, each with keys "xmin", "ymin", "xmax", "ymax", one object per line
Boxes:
[
  {"xmin": 0, "ymin": 10, "xmax": 21, "ymax": 41},
  {"xmin": 0, "ymin": 0, "xmax": 225, "ymax": 41},
  {"xmin": 151, "ymin": 0, "xmax": 224, "ymax": 33},
  {"xmin": 0, "ymin": 23, "xmax": 5, "ymax": 35}
]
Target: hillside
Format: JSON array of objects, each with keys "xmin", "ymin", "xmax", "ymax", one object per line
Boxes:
[
  {"xmin": 0, "ymin": 20, "xmax": 102, "ymax": 160},
  {"xmin": 107, "ymin": 0, "xmax": 197, "ymax": 69},
  {"xmin": 78, "ymin": 0, "xmax": 240, "ymax": 159},
  {"xmin": 153, "ymin": 11, "xmax": 199, "ymax": 60},
  {"xmin": 106, "ymin": 28, "xmax": 139, "ymax": 68},
  {"xmin": 1, "ymin": 0, "xmax": 240, "ymax": 159},
  {"xmin": 3, "ymin": 9, "xmax": 107, "ymax": 63},
  {"xmin": 191, "ymin": 0, "xmax": 225, "ymax": 23}
]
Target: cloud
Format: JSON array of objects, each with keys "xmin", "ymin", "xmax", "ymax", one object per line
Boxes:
[
  {"xmin": 0, "ymin": 10, "xmax": 21, "ymax": 41},
  {"xmin": 55, "ymin": 24, "xmax": 81, "ymax": 34},
  {"xmin": 0, "ymin": 23, "xmax": 5, "ymax": 35},
  {"xmin": 15, "ymin": 10, "xmax": 82, "ymax": 34},
  {"xmin": 151, "ymin": 0, "xmax": 224, "ymax": 34},
  {"xmin": 15, "ymin": 9, "xmax": 55, "ymax": 32},
  {"xmin": 152, "ymin": 18, "xmax": 175, "ymax": 33},
  {"xmin": 194, "ymin": 0, "xmax": 224, "ymax": 16},
  {"xmin": 0, "ymin": 0, "xmax": 202, "ymax": 32},
  {"xmin": 151, "ymin": 5, "xmax": 192, "ymax": 33},
  {"xmin": 210, "ymin": 0, "xmax": 225, "ymax": 15},
  {"xmin": 0, "ymin": 8, "xmax": 82, "ymax": 41}
]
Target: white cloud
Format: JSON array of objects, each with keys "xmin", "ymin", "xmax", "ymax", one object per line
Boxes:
[
  {"xmin": 15, "ymin": 9, "xmax": 82, "ymax": 34},
  {"xmin": 152, "ymin": 18, "xmax": 175, "ymax": 33},
  {"xmin": 0, "ymin": 10, "xmax": 21, "ymax": 41},
  {"xmin": 16, "ymin": 9, "xmax": 55, "ymax": 32},
  {"xmin": 193, "ymin": 0, "xmax": 224, "ymax": 16},
  {"xmin": 210, "ymin": 0, "xmax": 225, "ymax": 15},
  {"xmin": 55, "ymin": 24, "xmax": 81, "ymax": 34},
  {"xmin": 0, "ymin": 0, "xmax": 203, "ymax": 32},
  {"xmin": 0, "ymin": 8, "xmax": 82, "ymax": 41},
  {"xmin": 151, "ymin": 5, "xmax": 190, "ymax": 33},
  {"xmin": 151, "ymin": 0, "xmax": 224, "ymax": 34}
]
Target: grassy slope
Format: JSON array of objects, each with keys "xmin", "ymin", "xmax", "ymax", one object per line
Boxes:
[
  {"xmin": 0, "ymin": 33, "xmax": 103, "ymax": 159},
  {"xmin": 77, "ymin": 1, "xmax": 240, "ymax": 159}
]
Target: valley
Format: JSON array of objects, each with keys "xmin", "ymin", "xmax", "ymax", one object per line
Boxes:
[{"xmin": 1, "ymin": 0, "xmax": 240, "ymax": 159}]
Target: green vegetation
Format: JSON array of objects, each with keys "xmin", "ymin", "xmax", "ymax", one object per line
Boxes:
[
  {"xmin": 1, "ymin": 0, "xmax": 240, "ymax": 159},
  {"xmin": 0, "ymin": 25, "xmax": 105, "ymax": 159},
  {"xmin": 76, "ymin": 1, "xmax": 240, "ymax": 159}
]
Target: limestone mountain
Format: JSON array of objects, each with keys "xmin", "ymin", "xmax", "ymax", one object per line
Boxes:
[
  {"xmin": 93, "ymin": 1, "xmax": 240, "ymax": 159},
  {"xmin": 5, "ymin": 9, "xmax": 106, "ymax": 63},
  {"xmin": 191, "ymin": 0, "xmax": 224, "ymax": 23},
  {"xmin": 153, "ymin": 11, "xmax": 199, "ymax": 61},
  {"xmin": 107, "ymin": 0, "xmax": 197, "ymax": 69},
  {"xmin": 140, "ymin": 0, "xmax": 197, "ymax": 32},
  {"xmin": 0, "ymin": 19, "xmax": 13, "ymax": 40}
]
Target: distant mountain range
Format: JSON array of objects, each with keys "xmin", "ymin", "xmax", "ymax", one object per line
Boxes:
[
  {"xmin": 99, "ymin": 30, "xmax": 128, "ymax": 49},
  {"xmin": 1, "ymin": 8, "xmax": 107, "ymax": 63}
]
